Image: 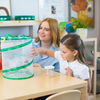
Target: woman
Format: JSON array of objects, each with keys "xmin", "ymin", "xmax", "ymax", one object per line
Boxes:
[{"xmin": 32, "ymin": 18, "xmax": 60, "ymax": 72}]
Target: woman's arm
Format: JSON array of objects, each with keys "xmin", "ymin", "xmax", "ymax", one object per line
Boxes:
[
  {"xmin": 84, "ymin": 79, "xmax": 91, "ymax": 93},
  {"xmin": 30, "ymin": 47, "xmax": 55, "ymax": 58}
]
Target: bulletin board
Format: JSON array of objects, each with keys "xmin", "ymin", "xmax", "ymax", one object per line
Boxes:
[{"xmin": 39, "ymin": 0, "xmax": 68, "ymax": 23}]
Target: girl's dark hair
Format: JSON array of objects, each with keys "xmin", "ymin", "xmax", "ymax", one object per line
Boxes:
[{"xmin": 60, "ymin": 33, "xmax": 87, "ymax": 65}]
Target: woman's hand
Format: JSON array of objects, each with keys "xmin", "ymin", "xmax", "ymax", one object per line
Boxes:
[
  {"xmin": 65, "ymin": 67, "xmax": 73, "ymax": 76},
  {"xmin": 33, "ymin": 63, "xmax": 41, "ymax": 67}
]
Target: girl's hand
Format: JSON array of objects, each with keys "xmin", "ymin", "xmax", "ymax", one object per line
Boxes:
[
  {"xmin": 65, "ymin": 67, "xmax": 73, "ymax": 76},
  {"xmin": 33, "ymin": 63, "xmax": 41, "ymax": 67},
  {"xmin": 30, "ymin": 47, "xmax": 39, "ymax": 57},
  {"xmin": 30, "ymin": 47, "xmax": 46, "ymax": 58}
]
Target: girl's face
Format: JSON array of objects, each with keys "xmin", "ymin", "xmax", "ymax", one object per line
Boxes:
[
  {"xmin": 60, "ymin": 43, "xmax": 78, "ymax": 62},
  {"xmin": 38, "ymin": 21, "xmax": 52, "ymax": 42}
]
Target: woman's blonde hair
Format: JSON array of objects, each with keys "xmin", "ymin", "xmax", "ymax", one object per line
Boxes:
[
  {"xmin": 60, "ymin": 33, "xmax": 87, "ymax": 65},
  {"xmin": 35, "ymin": 18, "xmax": 60, "ymax": 49}
]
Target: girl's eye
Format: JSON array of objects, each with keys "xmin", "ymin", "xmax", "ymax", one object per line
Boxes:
[{"xmin": 62, "ymin": 51, "xmax": 66, "ymax": 53}]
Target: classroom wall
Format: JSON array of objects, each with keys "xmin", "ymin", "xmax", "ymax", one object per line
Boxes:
[
  {"xmin": 87, "ymin": 0, "xmax": 100, "ymax": 45},
  {"xmin": 0, "ymin": 0, "xmax": 39, "ymax": 38},
  {"xmin": 0, "ymin": 0, "xmax": 100, "ymax": 45}
]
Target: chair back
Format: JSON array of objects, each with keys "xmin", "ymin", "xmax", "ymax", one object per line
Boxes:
[
  {"xmin": 46, "ymin": 90, "xmax": 81, "ymax": 100},
  {"xmin": 89, "ymin": 68, "xmax": 92, "ymax": 80}
]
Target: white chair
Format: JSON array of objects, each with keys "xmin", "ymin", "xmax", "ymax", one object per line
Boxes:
[{"xmin": 45, "ymin": 90, "xmax": 81, "ymax": 100}]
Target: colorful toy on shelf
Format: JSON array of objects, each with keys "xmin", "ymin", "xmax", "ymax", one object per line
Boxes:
[
  {"xmin": 59, "ymin": 22, "xmax": 76, "ymax": 33},
  {"xmin": 59, "ymin": 21, "xmax": 76, "ymax": 39},
  {"xmin": 65, "ymin": 22, "xmax": 76, "ymax": 33},
  {"xmin": 15, "ymin": 15, "xmax": 35, "ymax": 20},
  {"xmin": 0, "ymin": 16, "xmax": 11, "ymax": 21}
]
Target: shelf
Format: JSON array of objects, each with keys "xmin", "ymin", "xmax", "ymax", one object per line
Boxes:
[
  {"xmin": 83, "ymin": 38, "xmax": 97, "ymax": 99},
  {"xmin": 0, "ymin": 20, "xmax": 41, "ymax": 38},
  {"xmin": 88, "ymin": 93, "xmax": 95, "ymax": 100},
  {"xmin": 88, "ymin": 66, "xmax": 95, "ymax": 71},
  {"xmin": 0, "ymin": 20, "xmax": 41, "ymax": 27},
  {"xmin": 83, "ymin": 38, "xmax": 97, "ymax": 42}
]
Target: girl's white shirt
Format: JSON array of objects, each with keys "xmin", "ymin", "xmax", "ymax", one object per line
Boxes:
[{"xmin": 54, "ymin": 51, "xmax": 89, "ymax": 80}]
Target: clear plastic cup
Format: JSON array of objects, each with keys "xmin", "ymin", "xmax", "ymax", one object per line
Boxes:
[{"xmin": 44, "ymin": 66, "xmax": 54, "ymax": 77}]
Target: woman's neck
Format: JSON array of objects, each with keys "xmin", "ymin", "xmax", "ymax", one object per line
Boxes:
[{"xmin": 40, "ymin": 41, "xmax": 52, "ymax": 49}]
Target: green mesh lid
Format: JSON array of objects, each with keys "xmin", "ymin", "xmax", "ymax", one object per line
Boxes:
[{"xmin": 1, "ymin": 34, "xmax": 32, "ymax": 52}]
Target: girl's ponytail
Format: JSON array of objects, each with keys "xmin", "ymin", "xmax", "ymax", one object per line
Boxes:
[{"xmin": 77, "ymin": 39, "xmax": 87, "ymax": 65}]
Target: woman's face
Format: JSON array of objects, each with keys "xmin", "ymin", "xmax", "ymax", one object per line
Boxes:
[
  {"xmin": 38, "ymin": 21, "xmax": 52, "ymax": 42},
  {"xmin": 60, "ymin": 43, "xmax": 77, "ymax": 62}
]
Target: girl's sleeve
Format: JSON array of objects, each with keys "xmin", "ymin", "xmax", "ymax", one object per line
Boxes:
[
  {"xmin": 54, "ymin": 51, "xmax": 61, "ymax": 61},
  {"xmin": 80, "ymin": 67, "xmax": 89, "ymax": 80}
]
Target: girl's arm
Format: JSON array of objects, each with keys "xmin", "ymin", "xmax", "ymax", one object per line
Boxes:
[
  {"xmin": 65, "ymin": 67, "xmax": 73, "ymax": 76},
  {"xmin": 65, "ymin": 67, "xmax": 91, "ymax": 93},
  {"xmin": 85, "ymin": 79, "xmax": 91, "ymax": 93},
  {"xmin": 44, "ymin": 49, "xmax": 55, "ymax": 58},
  {"xmin": 30, "ymin": 47, "xmax": 55, "ymax": 58}
]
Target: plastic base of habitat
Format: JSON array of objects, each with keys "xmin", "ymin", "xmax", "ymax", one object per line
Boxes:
[{"xmin": 3, "ymin": 71, "xmax": 34, "ymax": 80}]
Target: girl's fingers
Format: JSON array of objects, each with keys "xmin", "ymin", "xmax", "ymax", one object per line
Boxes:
[
  {"xmin": 33, "ymin": 63, "xmax": 40, "ymax": 67},
  {"xmin": 65, "ymin": 68, "xmax": 67, "ymax": 70},
  {"xmin": 30, "ymin": 51, "xmax": 38, "ymax": 57},
  {"xmin": 31, "ymin": 47, "xmax": 35, "ymax": 49},
  {"xmin": 31, "ymin": 49, "xmax": 35, "ymax": 52}
]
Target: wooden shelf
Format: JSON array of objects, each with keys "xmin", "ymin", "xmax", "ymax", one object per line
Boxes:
[
  {"xmin": 0, "ymin": 20, "xmax": 41, "ymax": 27},
  {"xmin": 88, "ymin": 66, "xmax": 95, "ymax": 71},
  {"xmin": 0, "ymin": 20, "xmax": 41, "ymax": 38},
  {"xmin": 83, "ymin": 38, "xmax": 97, "ymax": 42},
  {"xmin": 88, "ymin": 93, "xmax": 95, "ymax": 100}
]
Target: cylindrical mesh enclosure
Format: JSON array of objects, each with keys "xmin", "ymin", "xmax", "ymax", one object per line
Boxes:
[{"xmin": 1, "ymin": 34, "xmax": 34, "ymax": 79}]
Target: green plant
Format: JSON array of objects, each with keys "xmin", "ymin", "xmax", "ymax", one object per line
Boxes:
[{"xmin": 70, "ymin": 17, "xmax": 91, "ymax": 29}]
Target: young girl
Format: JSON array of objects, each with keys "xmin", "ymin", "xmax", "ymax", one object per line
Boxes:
[{"xmin": 30, "ymin": 33, "xmax": 91, "ymax": 93}]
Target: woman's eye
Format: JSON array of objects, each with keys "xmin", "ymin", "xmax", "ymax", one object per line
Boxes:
[
  {"xmin": 45, "ymin": 29, "xmax": 49, "ymax": 31},
  {"xmin": 39, "ymin": 27, "xmax": 42, "ymax": 29}
]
